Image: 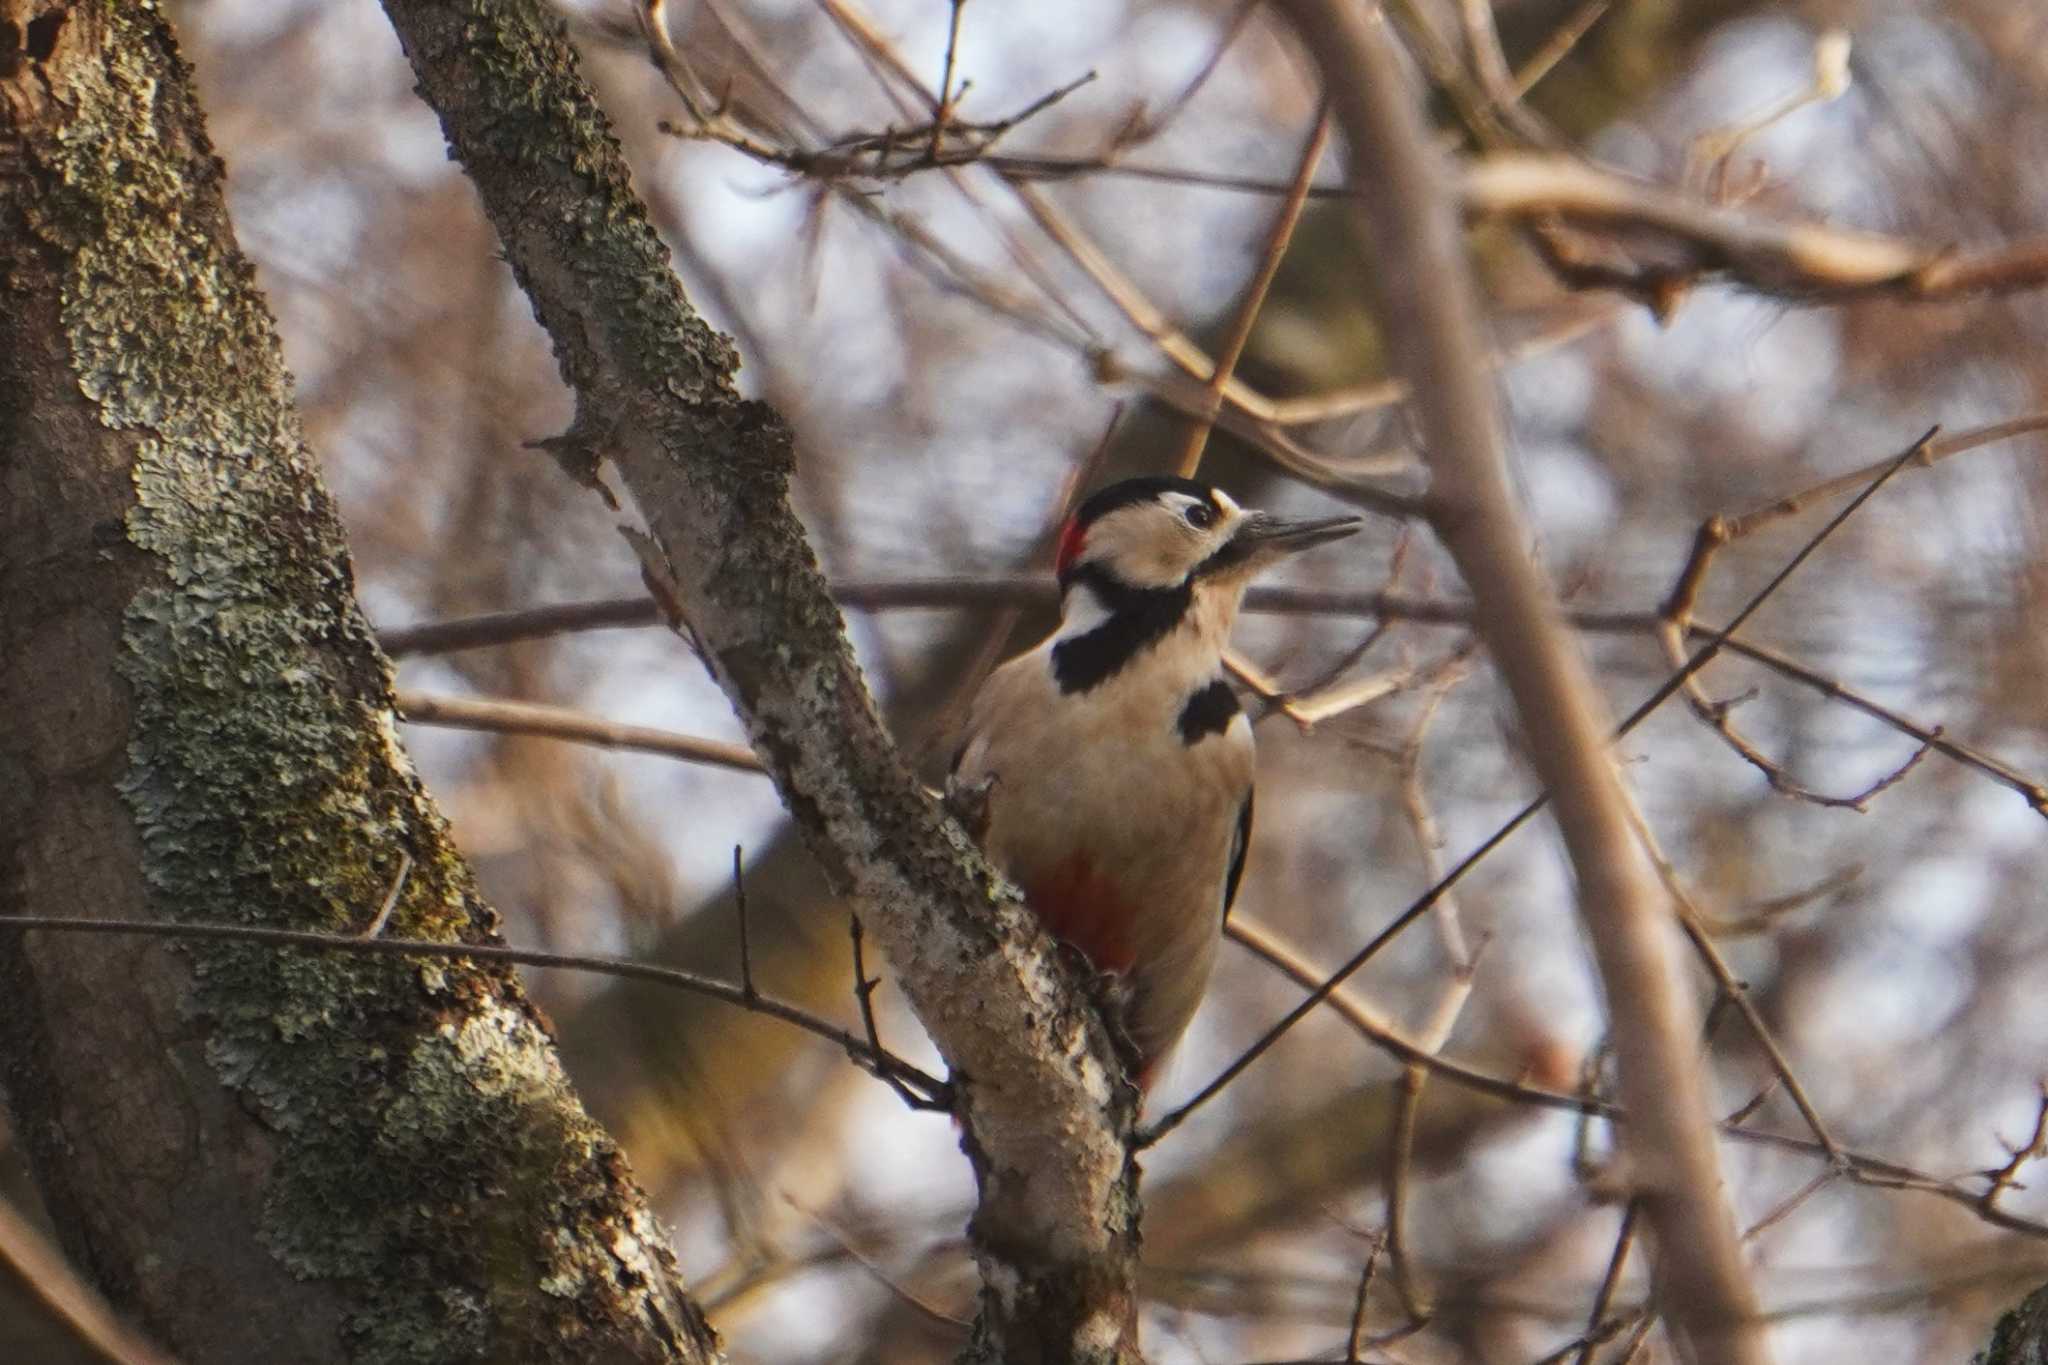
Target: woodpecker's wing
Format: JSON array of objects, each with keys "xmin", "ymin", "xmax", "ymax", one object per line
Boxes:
[{"xmin": 1222, "ymin": 790, "xmax": 1252, "ymax": 920}]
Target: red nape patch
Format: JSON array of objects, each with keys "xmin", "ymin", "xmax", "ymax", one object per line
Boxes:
[
  {"xmin": 1054, "ymin": 515, "xmax": 1088, "ymax": 581},
  {"xmin": 1024, "ymin": 856, "xmax": 1138, "ymax": 976}
]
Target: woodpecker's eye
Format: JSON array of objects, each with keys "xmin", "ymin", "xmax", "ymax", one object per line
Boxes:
[{"xmin": 1183, "ymin": 502, "xmax": 1217, "ymax": 530}]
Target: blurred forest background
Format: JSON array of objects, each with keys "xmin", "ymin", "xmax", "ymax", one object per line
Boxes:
[{"xmin": 11, "ymin": 0, "xmax": 2048, "ymax": 1361}]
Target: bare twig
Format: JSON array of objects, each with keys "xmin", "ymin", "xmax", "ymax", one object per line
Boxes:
[
  {"xmin": 382, "ymin": 596, "xmax": 659, "ymax": 655},
  {"xmin": 1511, "ymin": 0, "xmax": 1613, "ymax": 101},
  {"xmin": 1455, "ymin": 0, "xmax": 1556, "ymax": 145},
  {"xmin": 805, "ymin": 0, "xmax": 1434, "ymax": 516},
  {"xmin": 1120, "ymin": 0, "xmax": 1261, "ymax": 149},
  {"xmin": 1624, "ymin": 808, "xmax": 1843, "ymax": 1162},
  {"xmin": 1380, "ymin": 665, "xmax": 1483, "ymax": 1324},
  {"xmin": 395, "ymin": 690, "xmax": 765, "ymax": 774},
  {"xmin": 1346, "ymin": 1231, "xmax": 1387, "ymax": 1362},
  {"xmin": 0, "ymin": 914, "xmax": 949, "ymax": 1105},
  {"xmin": 1572, "ymin": 1200, "xmax": 1643, "ymax": 1365},
  {"xmin": 1741, "ymin": 1169, "xmax": 1837, "ymax": 1243},
  {"xmin": 1534, "ymin": 1308, "xmax": 1646, "ymax": 1365},
  {"xmin": 1707, "ymin": 631, "xmax": 2048, "ymax": 816},
  {"xmin": 1263, "ymin": 302, "xmax": 1616, "ymax": 426},
  {"xmin": 1464, "ymin": 152, "xmax": 2048, "ymax": 305},
  {"xmin": 0, "ymin": 1198, "xmax": 173, "ymax": 1365},
  {"xmin": 10, "ymin": 912, "xmax": 2048, "ymax": 1250},
  {"xmin": 1170, "ymin": 106, "xmax": 1330, "ymax": 478},
  {"xmin": 1697, "ymin": 864, "xmax": 1861, "ymax": 938},
  {"xmin": 732, "ymin": 844, "xmax": 756, "ymax": 1001},
  {"xmin": 1383, "ymin": 945, "xmax": 1483, "ymax": 1326},
  {"xmin": 633, "ymin": 18, "xmax": 2048, "ymax": 322},
  {"xmin": 787, "ymin": 1197, "xmax": 970, "ymax": 1330},
  {"xmin": 1725, "ymin": 1081, "xmax": 1780, "ymax": 1130},
  {"xmin": 1648, "ymin": 419, "xmax": 2048, "ymax": 808},
  {"xmin": 1980, "ymin": 1083, "xmax": 2048, "ymax": 1211},
  {"xmin": 850, "ymin": 914, "xmax": 942, "ymax": 1110},
  {"xmin": 382, "ymin": 475, "xmax": 2048, "ymax": 822},
  {"xmin": 933, "ymin": 0, "xmax": 967, "ymax": 151},
  {"xmin": 359, "ymin": 850, "xmax": 414, "ymax": 939}
]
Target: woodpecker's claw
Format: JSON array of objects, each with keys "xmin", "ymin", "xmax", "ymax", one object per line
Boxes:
[
  {"xmin": 1066, "ymin": 953, "xmax": 1146, "ymax": 1080},
  {"xmin": 943, "ymin": 772, "xmax": 998, "ymax": 842}
]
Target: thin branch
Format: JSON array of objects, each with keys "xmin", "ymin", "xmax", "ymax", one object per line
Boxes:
[
  {"xmin": 382, "ymin": 596, "xmax": 657, "ymax": 655},
  {"xmin": 359, "ymin": 850, "xmax": 414, "ymax": 939},
  {"xmin": 1383, "ymin": 947, "xmax": 1482, "ymax": 1326},
  {"xmin": 1170, "ymin": 106, "xmax": 1330, "ymax": 478},
  {"xmin": 1649, "ymin": 417, "xmax": 2048, "ymax": 808},
  {"xmin": 1980, "ymin": 1082, "xmax": 2048, "ymax": 1212},
  {"xmin": 933, "ymin": 0, "xmax": 967, "ymax": 148},
  {"xmin": 1345, "ymin": 1231, "xmax": 1386, "ymax": 1362},
  {"xmin": 1511, "ymin": 0, "xmax": 1613, "ymax": 101},
  {"xmin": 1465, "ymin": 152, "xmax": 2048, "ymax": 304},
  {"xmin": 1223, "ymin": 912, "xmax": 1580, "ymax": 1115},
  {"xmin": 1122, "ymin": 0, "xmax": 1261, "ymax": 149},
  {"xmin": 1624, "ymin": 808, "xmax": 1842, "ymax": 1163},
  {"xmin": 0, "ymin": 1198, "xmax": 174, "ymax": 1365},
  {"xmin": 1725, "ymin": 1080, "xmax": 1780, "ymax": 1130},
  {"xmin": 1696, "ymin": 863, "xmax": 1860, "ymax": 939},
  {"xmin": 1572, "ymin": 1200, "xmax": 1643, "ymax": 1365},
  {"xmin": 787, "ymin": 1198, "xmax": 970, "ymax": 1331},
  {"xmin": 1534, "ymin": 1308, "xmax": 1646, "ymax": 1365},
  {"xmin": 804, "ymin": 0, "xmax": 1433, "ymax": 514},
  {"xmin": 1707, "ymin": 630, "xmax": 2048, "ymax": 816},
  {"xmin": 395, "ymin": 690, "xmax": 765, "ymax": 774},
  {"xmin": 1455, "ymin": 0, "xmax": 1556, "ymax": 146},
  {"xmin": 1741, "ymin": 1169, "xmax": 1836, "ymax": 1243},
  {"xmin": 629, "ymin": 23, "xmax": 2048, "ymax": 320},
  {"xmin": 0, "ymin": 914, "xmax": 949, "ymax": 1105},
  {"xmin": 1263, "ymin": 302, "xmax": 1616, "ymax": 427},
  {"xmin": 732, "ymin": 845, "xmax": 756, "ymax": 1001},
  {"xmin": 1142, "ymin": 793, "xmax": 1546, "ymax": 1147},
  {"xmin": 850, "ymin": 914, "xmax": 944, "ymax": 1110},
  {"xmin": 381, "ymin": 575, "xmax": 2048, "ymax": 814},
  {"xmin": 10, "ymin": 911, "xmax": 2048, "ymax": 1255}
]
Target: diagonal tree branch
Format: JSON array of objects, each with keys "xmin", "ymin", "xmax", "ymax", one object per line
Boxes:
[
  {"xmin": 1278, "ymin": 5, "xmax": 1769, "ymax": 1363},
  {"xmin": 373, "ymin": 2, "xmax": 1141, "ymax": 1358}
]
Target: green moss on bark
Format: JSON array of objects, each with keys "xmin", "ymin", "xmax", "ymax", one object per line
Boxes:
[{"xmin": 13, "ymin": 8, "xmax": 712, "ymax": 1361}]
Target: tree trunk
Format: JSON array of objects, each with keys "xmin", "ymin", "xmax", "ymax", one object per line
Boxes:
[
  {"xmin": 0, "ymin": 6, "xmax": 719, "ymax": 1362},
  {"xmin": 1982, "ymin": 1286, "xmax": 2048, "ymax": 1365}
]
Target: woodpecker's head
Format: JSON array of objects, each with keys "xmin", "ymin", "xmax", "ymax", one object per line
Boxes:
[
  {"xmin": 1045, "ymin": 478, "xmax": 1360, "ymax": 694},
  {"xmin": 1055, "ymin": 476, "xmax": 1361, "ymax": 599}
]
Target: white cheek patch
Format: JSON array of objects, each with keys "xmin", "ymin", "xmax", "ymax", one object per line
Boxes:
[{"xmin": 1061, "ymin": 580, "xmax": 1117, "ymax": 633}]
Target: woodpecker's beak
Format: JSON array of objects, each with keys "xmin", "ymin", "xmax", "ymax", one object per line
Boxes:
[{"xmin": 1228, "ymin": 510, "xmax": 1363, "ymax": 565}]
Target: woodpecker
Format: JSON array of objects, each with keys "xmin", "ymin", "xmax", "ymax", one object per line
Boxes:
[{"xmin": 951, "ymin": 477, "xmax": 1361, "ymax": 1088}]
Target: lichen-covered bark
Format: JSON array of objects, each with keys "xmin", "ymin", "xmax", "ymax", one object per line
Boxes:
[
  {"xmin": 1983, "ymin": 1286, "xmax": 2048, "ymax": 1365},
  {"xmin": 372, "ymin": 2, "xmax": 1143, "ymax": 1359},
  {"xmin": 0, "ymin": 6, "xmax": 718, "ymax": 1362}
]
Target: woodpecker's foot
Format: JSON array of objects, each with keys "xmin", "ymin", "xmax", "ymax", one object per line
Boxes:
[
  {"xmin": 1075, "ymin": 961, "xmax": 1147, "ymax": 1082},
  {"xmin": 943, "ymin": 772, "xmax": 998, "ymax": 843}
]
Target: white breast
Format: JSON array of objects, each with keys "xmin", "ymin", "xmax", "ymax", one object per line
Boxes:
[{"xmin": 954, "ymin": 618, "xmax": 1254, "ymax": 1069}]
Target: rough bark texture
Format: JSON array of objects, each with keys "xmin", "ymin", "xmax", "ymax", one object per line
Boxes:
[
  {"xmin": 1279, "ymin": 5, "xmax": 1770, "ymax": 1364},
  {"xmin": 0, "ymin": 6, "xmax": 719, "ymax": 1363},
  {"xmin": 1983, "ymin": 1286, "xmax": 2048, "ymax": 1365},
  {"xmin": 373, "ymin": 3, "xmax": 1145, "ymax": 1359}
]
